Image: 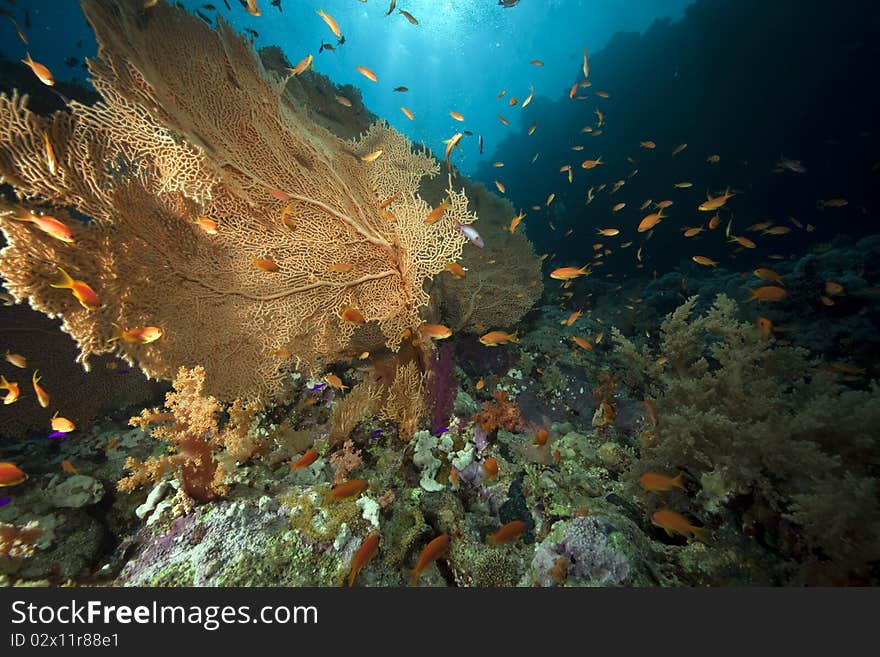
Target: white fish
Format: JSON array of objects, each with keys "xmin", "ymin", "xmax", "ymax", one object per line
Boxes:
[{"xmin": 455, "ymin": 222, "xmax": 484, "ymax": 248}]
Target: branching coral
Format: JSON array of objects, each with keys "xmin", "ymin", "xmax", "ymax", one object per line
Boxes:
[
  {"xmin": 381, "ymin": 360, "xmax": 428, "ymax": 440},
  {"xmin": 612, "ymin": 294, "xmax": 880, "ymax": 582},
  {"xmin": 119, "ymin": 366, "xmax": 263, "ymax": 502},
  {"xmin": 0, "ymin": 0, "xmax": 476, "ymax": 401},
  {"xmin": 328, "ymin": 379, "xmax": 382, "ymax": 447}
]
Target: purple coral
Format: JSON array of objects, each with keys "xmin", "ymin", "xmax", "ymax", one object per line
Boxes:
[
  {"xmin": 425, "ymin": 342, "xmax": 457, "ymax": 434},
  {"xmin": 532, "ymin": 516, "xmax": 631, "ymax": 587}
]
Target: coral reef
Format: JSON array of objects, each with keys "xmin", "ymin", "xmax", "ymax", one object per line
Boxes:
[{"xmin": 0, "ymin": 0, "xmax": 476, "ymax": 402}]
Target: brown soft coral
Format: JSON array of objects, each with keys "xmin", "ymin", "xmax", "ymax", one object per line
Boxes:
[{"xmin": 474, "ymin": 390, "xmax": 525, "ymax": 434}]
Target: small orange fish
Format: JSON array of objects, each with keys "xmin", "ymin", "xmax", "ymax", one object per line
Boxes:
[
  {"xmin": 51, "ymin": 412, "xmax": 75, "ymax": 433},
  {"xmin": 683, "ymin": 227, "xmax": 704, "ymax": 238},
  {"xmin": 729, "ymin": 235, "xmax": 757, "ymax": 249},
  {"xmin": 708, "ymin": 214, "xmax": 721, "ymax": 229},
  {"xmin": 267, "ymin": 188, "xmax": 293, "ymax": 201},
  {"xmin": 581, "ymin": 157, "xmax": 603, "ymax": 169},
  {"xmin": 288, "ymin": 54, "xmax": 313, "ymax": 76},
  {"xmin": 425, "ymin": 199, "xmax": 450, "ymax": 225},
  {"xmin": 598, "ymin": 228, "xmax": 620, "ymax": 237},
  {"xmin": 0, "ymin": 375, "xmax": 20, "ymax": 405},
  {"xmin": 508, "ymin": 212, "xmax": 525, "ymax": 233},
  {"xmin": 674, "ymin": 182, "xmax": 693, "ymax": 188},
  {"xmin": 753, "ymin": 269, "xmax": 783, "ymax": 284},
  {"xmin": 534, "ymin": 428, "xmax": 549, "ymax": 446},
  {"xmin": 571, "ymin": 335, "xmax": 593, "ymax": 351},
  {"xmin": 317, "ymin": 9, "xmax": 342, "ymax": 39},
  {"xmin": 756, "ymin": 316, "xmax": 774, "ymax": 339},
  {"xmin": 494, "ymin": 180, "xmax": 506, "ymax": 194},
  {"xmin": 692, "ymin": 255, "xmax": 718, "ymax": 267},
  {"xmin": 550, "ymin": 265, "xmax": 589, "ymax": 281},
  {"xmin": 707, "ymin": 154, "xmax": 721, "ymax": 163},
  {"xmin": 194, "ymin": 217, "xmax": 219, "ymax": 235},
  {"xmin": 4, "ymin": 352, "xmax": 26, "ymax": 368},
  {"xmin": 335, "ymin": 95, "xmax": 353, "ymax": 108},
  {"xmin": 639, "ymin": 472, "xmax": 685, "ymax": 492},
  {"xmin": 6, "ymin": 212, "xmax": 75, "ymax": 243},
  {"xmin": 361, "ymin": 149, "xmax": 384, "ymax": 162},
  {"xmin": 0, "ymin": 462, "xmax": 27, "ymax": 487},
  {"xmin": 328, "ymin": 262, "xmax": 354, "ymax": 273},
  {"xmin": 445, "ymin": 262, "xmax": 467, "ymax": 279},
  {"xmin": 61, "ymin": 460, "xmax": 78, "ymax": 475},
  {"xmin": 475, "ymin": 378, "xmax": 485, "ymax": 390},
  {"xmin": 747, "ymin": 286, "xmax": 787, "ymax": 302},
  {"xmin": 21, "ymin": 52, "xmax": 54, "ymax": 86},
  {"xmin": 400, "ymin": 106, "xmax": 414, "ymax": 120},
  {"xmin": 763, "ymin": 226, "xmax": 791, "ymax": 235},
  {"xmin": 356, "ymin": 65, "xmax": 378, "ymax": 82},
  {"xmin": 698, "ymin": 188, "xmax": 734, "ymax": 212},
  {"xmin": 651, "ymin": 508, "xmax": 707, "ymax": 542},
  {"xmin": 246, "ymin": 0, "xmax": 261, "ymax": 16},
  {"xmin": 348, "ymin": 533, "xmax": 380, "ymax": 586},
  {"xmin": 824, "ymin": 281, "xmax": 844, "ymax": 296},
  {"xmin": 106, "ymin": 437, "xmax": 120, "ymax": 451},
  {"xmin": 32, "ymin": 370, "xmax": 50, "ymax": 408},
  {"xmin": 487, "ymin": 520, "xmax": 526, "ymax": 545},
  {"xmin": 644, "ymin": 397, "xmax": 659, "ymax": 427},
  {"xmin": 479, "ymin": 331, "xmax": 519, "ymax": 347},
  {"xmin": 640, "ymin": 140, "xmax": 657, "ymax": 149},
  {"xmin": 419, "ymin": 323, "xmax": 453, "ymax": 340},
  {"xmin": 290, "ymin": 449, "xmax": 320, "ymax": 470},
  {"xmin": 324, "ymin": 374, "xmax": 349, "ymax": 392},
  {"xmin": 638, "ymin": 211, "xmax": 664, "ymax": 233},
  {"xmin": 497, "ymin": 114, "xmax": 509, "ymax": 126},
  {"xmin": 672, "ymin": 143, "xmax": 688, "ymax": 156},
  {"xmin": 254, "ymin": 257, "xmax": 280, "ymax": 272},
  {"xmin": 561, "ymin": 310, "xmax": 582, "ymax": 326},
  {"xmin": 340, "ymin": 306, "xmax": 366, "ymax": 324},
  {"xmin": 482, "ymin": 457, "xmax": 499, "ymax": 480},
  {"xmin": 42, "ymin": 130, "xmax": 57, "ymax": 175},
  {"xmin": 109, "ymin": 323, "xmax": 164, "ymax": 344},
  {"xmin": 50, "ymin": 267, "xmax": 102, "ymax": 311},
  {"xmin": 327, "ymin": 478, "xmax": 368, "ymax": 501},
  {"xmin": 449, "ymin": 111, "xmax": 465, "ymax": 122},
  {"xmin": 411, "ymin": 534, "xmax": 450, "ymax": 585},
  {"xmin": 612, "ymin": 203, "xmax": 626, "ymax": 213},
  {"xmin": 378, "ymin": 195, "xmax": 399, "ymax": 210}
]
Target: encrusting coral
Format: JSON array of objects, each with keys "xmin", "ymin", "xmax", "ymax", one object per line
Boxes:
[{"xmin": 0, "ymin": 0, "xmax": 477, "ymax": 402}]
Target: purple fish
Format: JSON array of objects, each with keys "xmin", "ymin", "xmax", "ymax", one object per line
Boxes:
[
  {"xmin": 308, "ymin": 382, "xmax": 327, "ymax": 393},
  {"xmin": 369, "ymin": 428, "xmax": 383, "ymax": 440},
  {"xmin": 455, "ymin": 222, "xmax": 484, "ymax": 248},
  {"xmin": 434, "ymin": 427, "xmax": 449, "ymax": 436},
  {"xmin": 48, "ymin": 431, "xmax": 68, "ymax": 439},
  {"xmin": 0, "ymin": 497, "xmax": 10, "ymax": 507}
]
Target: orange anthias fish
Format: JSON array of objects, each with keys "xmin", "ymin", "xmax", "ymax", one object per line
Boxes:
[
  {"xmin": 290, "ymin": 449, "xmax": 320, "ymax": 470},
  {"xmin": 4, "ymin": 352, "xmax": 26, "ymax": 368},
  {"xmin": 638, "ymin": 211, "xmax": 665, "ymax": 233},
  {"xmin": 7, "ymin": 211, "xmax": 74, "ymax": 243},
  {"xmin": 449, "ymin": 111, "xmax": 465, "ymax": 122},
  {"xmin": 479, "ymin": 331, "xmax": 519, "ymax": 347},
  {"xmin": 335, "ymin": 95, "xmax": 353, "ymax": 108},
  {"xmin": 639, "ymin": 472, "xmax": 686, "ymax": 492},
  {"xmin": 317, "ymin": 9, "xmax": 342, "ymax": 39},
  {"xmin": 348, "ymin": 533, "xmax": 380, "ymax": 586},
  {"xmin": 443, "ymin": 132, "xmax": 463, "ymax": 166},
  {"xmin": 324, "ymin": 374, "xmax": 349, "ymax": 392},
  {"xmin": 598, "ymin": 228, "xmax": 621, "ymax": 236},
  {"xmin": 361, "ymin": 149, "xmax": 384, "ymax": 162},
  {"xmin": 729, "ymin": 235, "xmax": 757, "ymax": 249},
  {"xmin": 581, "ymin": 157, "xmax": 603, "ymax": 169},
  {"xmin": 508, "ymin": 212, "xmax": 525, "ymax": 233},
  {"xmin": 550, "ymin": 265, "xmax": 589, "ymax": 281},
  {"xmin": 487, "ymin": 520, "xmax": 526, "ymax": 545},
  {"xmin": 698, "ymin": 188, "xmax": 735, "ymax": 212},
  {"xmin": 246, "ymin": 0, "xmax": 261, "ymax": 16},
  {"xmin": 340, "ymin": 306, "xmax": 366, "ymax": 324},
  {"xmin": 288, "ymin": 54, "xmax": 313, "ymax": 77},
  {"xmin": 651, "ymin": 508, "xmax": 707, "ymax": 542},
  {"xmin": 533, "ymin": 428, "xmax": 549, "ymax": 446},
  {"xmin": 571, "ymin": 335, "xmax": 593, "ymax": 351},
  {"xmin": 32, "ymin": 370, "xmax": 50, "ymax": 408},
  {"xmin": 61, "ymin": 460, "xmax": 78, "ymax": 475},
  {"xmin": 42, "ymin": 130, "xmax": 57, "ymax": 174},
  {"xmin": 561, "ymin": 310, "xmax": 582, "ymax": 326},
  {"xmin": 0, "ymin": 375, "xmax": 20, "ymax": 405},
  {"xmin": 0, "ymin": 462, "xmax": 27, "ymax": 487},
  {"xmin": 254, "ymin": 257, "xmax": 280, "ymax": 272},
  {"xmin": 419, "ymin": 323, "xmax": 453, "ymax": 340},
  {"xmin": 355, "ymin": 65, "xmax": 378, "ymax": 83},
  {"xmin": 482, "ymin": 457, "xmax": 499, "ymax": 479},
  {"xmin": 109, "ymin": 323, "xmax": 164, "ymax": 344},
  {"xmin": 194, "ymin": 217, "xmax": 219, "ymax": 235},
  {"xmin": 411, "ymin": 534, "xmax": 451, "ymax": 585},
  {"xmin": 747, "ymin": 286, "xmax": 788, "ymax": 302},
  {"xmin": 400, "ymin": 106, "xmax": 414, "ymax": 120},
  {"xmin": 51, "ymin": 412, "xmax": 75, "ymax": 433},
  {"xmin": 754, "ymin": 268, "xmax": 783, "ymax": 283},
  {"xmin": 640, "ymin": 140, "xmax": 657, "ymax": 149},
  {"xmin": 22, "ymin": 52, "xmax": 54, "ymax": 86},
  {"xmin": 692, "ymin": 255, "xmax": 718, "ymax": 267},
  {"xmin": 50, "ymin": 267, "xmax": 102, "ymax": 311},
  {"xmin": 446, "ymin": 262, "xmax": 467, "ymax": 279},
  {"xmin": 327, "ymin": 479, "xmax": 369, "ymax": 501},
  {"xmin": 756, "ymin": 316, "xmax": 774, "ymax": 339}
]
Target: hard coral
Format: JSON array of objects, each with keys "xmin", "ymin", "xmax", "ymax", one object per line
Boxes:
[
  {"xmin": 473, "ymin": 390, "xmax": 526, "ymax": 434},
  {"xmin": 0, "ymin": 0, "xmax": 477, "ymax": 402}
]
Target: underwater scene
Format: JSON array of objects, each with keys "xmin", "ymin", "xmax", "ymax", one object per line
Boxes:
[{"xmin": 0, "ymin": 0, "xmax": 877, "ymax": 588}]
